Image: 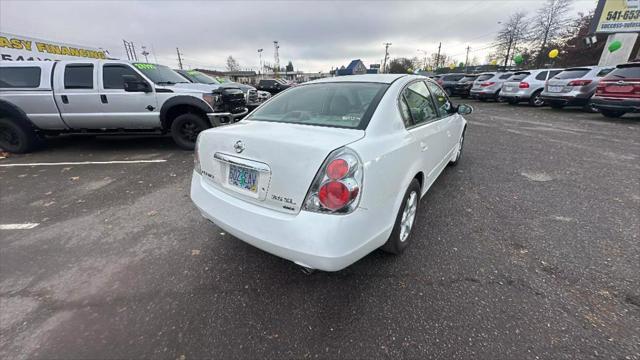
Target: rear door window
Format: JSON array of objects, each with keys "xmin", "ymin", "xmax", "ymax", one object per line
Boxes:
[
  {"xmin": 548, "ymin": 70, "xmax": 562, "ymax": 79},
  {"xmin": 64, "ymin": 64, "xmax": 94, "ymax": 89},
  {"xmin": 0, "ymin": 67, "xmax": 41, "ymax": 88},
  {"xmin": 425, "ymin": 81, "xmax": 454, "ymax": 117},
  {"xmin": 535, "ymin": 71, "xmax": 549, "ymax": 81},
  {"xmin": 401, "ymin": 81, "xmax": 438, "ymax": 126}
]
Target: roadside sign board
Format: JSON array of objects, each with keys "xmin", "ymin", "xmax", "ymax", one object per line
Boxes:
[
  {"xmin": 0, "ymin": 32, "xmax": 108, "ymax": 61},
  {"xmin": 590, "ymin": 0, "xmax": 640, "ymax": 33}
]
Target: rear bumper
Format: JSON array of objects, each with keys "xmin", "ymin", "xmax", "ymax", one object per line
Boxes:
[
  {"xmin": 190, "ymin": 172, "xmax": 392, "ymax": 271},
  {"xmin": 540, "ymin": 93, "xmax": 590, "ymax": 106},
  {"xmin": 470, "ymin": 89, "xmax": 498, "ymax": 99},
  {"xmin": 591, "ymin": 97, "xmax": 640, "ymax": 113}
]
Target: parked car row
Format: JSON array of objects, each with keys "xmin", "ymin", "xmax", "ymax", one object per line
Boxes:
[{"xmin": 440, "ymin": 61, "xmax": 639, "ymax": 119}]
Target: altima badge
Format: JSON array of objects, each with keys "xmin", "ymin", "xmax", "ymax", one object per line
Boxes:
[{"xmin": 234, "ymin": 140, "xmax": 245, "ymax": 153}]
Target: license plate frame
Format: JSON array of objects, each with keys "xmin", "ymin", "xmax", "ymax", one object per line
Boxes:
[
  {"xmin": 548, "ymin": 85, "xmax": 563, "ymax": 93},
  {"xmin": 228, "ymin": 164, "xmax": 258, "ymax": 193}
]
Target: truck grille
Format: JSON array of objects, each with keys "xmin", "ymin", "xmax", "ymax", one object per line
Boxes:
[
  {"xmin": 214, "ymin": 88, "xmax": 247, "ymax": 113},
  {"xmin": 247, "ymin": 89, "xmax": 259, "ymax": 104}
]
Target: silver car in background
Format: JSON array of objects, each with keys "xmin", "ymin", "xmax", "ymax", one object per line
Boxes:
[
  {"xmin": 500, "ymin": 68, "xmax": 563, "ymax": 106},
  {"xmin": 470, "ymin": 72, "xmax": 513, "ymax": 101},
  {"xmin": 541, "ymin": 66, "xmax": 614, "ymax": 111}
]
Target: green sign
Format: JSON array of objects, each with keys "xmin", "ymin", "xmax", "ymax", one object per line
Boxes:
[{"xmin": 133, "ymin": 63, "xmax": 156, "ymax": 70}]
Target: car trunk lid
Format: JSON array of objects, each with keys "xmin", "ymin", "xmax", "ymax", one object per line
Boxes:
[{"xmin": 197, "ymin": 120, "xmax": 365, "ymax": 214}]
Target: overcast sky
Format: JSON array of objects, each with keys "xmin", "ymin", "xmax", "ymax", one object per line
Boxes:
[{"xmin": 1, "ymin": 0, "xmax": 597, "ymax": 72}]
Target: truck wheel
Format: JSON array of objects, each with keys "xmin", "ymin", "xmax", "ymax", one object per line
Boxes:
[
  {"xmin": 170, "ymin": 113, "xmax": 209, "ymax": 150},
  {"xmin": 600, "ymin": 109, "xmax": 625, "ymax": 118},
  {"xmin": 0, "ymin": 118, "xmax": 38, "ymax": 153}
]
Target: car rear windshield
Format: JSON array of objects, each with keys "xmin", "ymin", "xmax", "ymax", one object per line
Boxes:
[
  {"xmin": 444, "ymin": 74, "xmax": 464, "ymax": 81},
  {"xmin": 554, "ymin": 68, "xmax": 590, "ymax": 79},
  {"xmin": 459, "ymin": 76, "xmax": 477, "ymax": 82},
  {"xmin": 132, "ymin": 63, "xmax": 189, "ymax": 85},
  {"xmin": 246, "ymin": 82, "xmax": 388, "ymax": 129},
  {"xmin": 0, "ymin": 67, "xmax": 41, "ymax": 88},
  {"xmin": 606, "ymin": 65, "xmax": 640, "ymax": 79},
  {"xmin": 476, "ymin": 74, "xmax": 494, "ymax": 81},
  {"xmin": 499, "ymin": 73, "xmax": 513, "ymax": 79},
  {"xmin": 510, "ymin": 72, "xmax": 530, "ymax": 81}
]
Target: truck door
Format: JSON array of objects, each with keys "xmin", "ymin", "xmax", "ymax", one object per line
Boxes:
[
  {"xmin": 54, "ymin": 63, "xmax": 103, "ymax": 129},
  {"xmin": 98, "ymin": 63, "xmax": 159, "ymax": 129}
]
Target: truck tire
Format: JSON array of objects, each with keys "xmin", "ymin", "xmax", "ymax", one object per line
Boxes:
[
  {"xmin": 0, "ymin": 118, "xmax": 38, "ymax": 153},
  {"xmin": 170, "ymin": 113, "xmax": 209, "ymax": 150}
]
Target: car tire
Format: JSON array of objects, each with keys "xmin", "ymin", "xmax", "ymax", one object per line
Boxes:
[
  {"xmin": 528, "ymin": 90, "xmax": 545, "ymax": 107},
  {"xmin": 600, "ymin": 109, "xmax": 626, "ymax": 118},
  {"xmin": 449, "ymin": 127, "xmax": 465, "ymax": 166},
  {"xmin": 507, "ymin": 98, "xmax": 518, "ymax": 105},
  {"xmin": 582, "ymin": 101, "xmax": 598, "ymax": 113},
  {"xmin": 549, "ymin": 103, "xmax": 564, "ymax": 109},
  {"xmin": 0, "ymin": 117, "xmax": 39, "ymax": 154},
  {"xmin": 381, "ymin": 179, "xmax": 421, "ymax": 255},
  {"xmin": 170, "ymin": 113, "xmax": 210, "ymax": 150}
]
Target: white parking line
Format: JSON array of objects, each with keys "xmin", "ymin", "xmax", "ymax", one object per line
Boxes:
[
  {"xmin": 0, "ymin": 159, "xmax": 167, "ymax": 167},
  {"xmin": 0, "ymin": 223, "xmax": 39, "ymax": 230}
]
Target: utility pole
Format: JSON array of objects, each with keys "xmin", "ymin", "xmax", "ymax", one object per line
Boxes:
[
  {"xmin": 257, "ymin": 48, "xmax": 263, "ymax": 75},
  {"xmin": 435, "ymin": 42, "xmax": 442, "ymax": 70},
  {"xmin": 141, "ymin": 46, "xmax": 150, "ymax": 62},
  {"xmin": 464, "ymin": 46, "xmax": 470, "ymax": 73},
  {"xmin": 176, "ymin": 47, "xmax": 184, "ymax": 70},
  {"xmin": 273, "ymin": 41, "xmax": 280, "ymax": 78},
  {"xmin": 382, "ymin": 42, "xmax": 392, "ymax": 73}
]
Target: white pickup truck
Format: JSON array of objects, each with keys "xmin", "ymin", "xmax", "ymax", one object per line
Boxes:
[{"xmin": 0, "ymin": 60, "xmax": 248, "ymax": 152}]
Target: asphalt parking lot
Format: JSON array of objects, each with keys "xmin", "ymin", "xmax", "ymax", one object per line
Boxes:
[{"xmin": 1, "ymin": 101, "xmax": 639, "ymax": 359}]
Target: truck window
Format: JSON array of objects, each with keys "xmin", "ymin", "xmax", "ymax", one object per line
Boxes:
[
  {"xmin": 103, "ymin": 64, "xmax": 143, "ymax": 89},
  {"xmin": 0, "ymin": 67, "xmax": 41, "ymax": 88},
  {"xmin": 64, "ymin": 64, "xmax": 94, "ymax": 89}
]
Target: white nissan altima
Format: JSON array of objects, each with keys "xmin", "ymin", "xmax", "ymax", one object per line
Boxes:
[{"xmin": 191, "ymin": 74, "xmax": 471, "ymax": 272}]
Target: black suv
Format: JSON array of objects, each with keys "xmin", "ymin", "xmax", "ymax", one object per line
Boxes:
[
  {"xmin": 436, "ymin": 73, "xmax": 465, "ymax": 96},
  {"xmin": 257, "ymin": 79, "xmax": 292, "ymax": 94},
  {"xmin": 452, "ymin": 74, "xmax": 479, "ymax": 98}
]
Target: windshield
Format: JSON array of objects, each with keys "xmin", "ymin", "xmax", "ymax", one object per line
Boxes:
[
  {"xmin": 606, "ymin": 65, "xmax": 640, "ymax": 79},
  {"xmin": 476, "ymin": 74, "xmax": 494, "ymax": 81},
  {"xmin": 183, "ymin": 70, "xmax": 221, "ymax": 84},
  {"xmin": 247, "ymin": 82, "xmax": 388, "ymax": 129},
  {"xmin": 132, "ymin": 63, "xmax": 189, "ymax": 84},
  {"xmin": 554, "ymin": 69, "xmax": 590, "ymax": 79}
]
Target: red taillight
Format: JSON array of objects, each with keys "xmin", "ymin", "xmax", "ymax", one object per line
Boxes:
[
  {"xmin": 480, "ymin": 82, "xmax": 495, "ymax": 87},
  {"xmin": 568, "ymin": 80, "xmax": 592, "ymax": 86},
  {"xmin": 303, "ymin": 147, "xmax": 362, "ymax": 214},
  {"xmin": 326, "ymin": 159, "xmax": 349, "ymax": 180},
  {"xmin": 318, "ymin": 181, "xmax": 351, "ymax": 210},
  {"xmin": 519, "ymin": 82, "xmax": 530, "ymax": 89}
]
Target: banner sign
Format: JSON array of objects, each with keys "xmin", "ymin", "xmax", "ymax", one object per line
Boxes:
[
  {"xmin": 0, "ymin": 32, "xmax": 108, "ymax": 61},
  {"xmin": 590, "ymin": 0, "xmax": 640, "ymax": 33}
]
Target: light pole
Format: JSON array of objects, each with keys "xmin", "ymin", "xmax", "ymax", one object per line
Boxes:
[
  {"xmin": 257, "ymin": 48, "xmax": 263, "ymax": 75},
  {"xmin": 417, "ymin": 49, "xmax": 428, "ymax": 71}
]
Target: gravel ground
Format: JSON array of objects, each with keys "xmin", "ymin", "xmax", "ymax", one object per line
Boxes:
[{"xmin": 1, "ymin": 101, "xmax": 638, "ymax": 359}]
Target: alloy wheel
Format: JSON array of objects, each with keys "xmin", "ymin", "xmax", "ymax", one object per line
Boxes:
[
  {"xmin": 0, "ymin": 125, "xmax": 20, "ymax": 147},
  {"xmin": 180, "ymin": 121, "xmax": 202, "ymax": 142},
  {"xmin": 400, "ymin": 191, "xmax": 418, "ymax": 242}
]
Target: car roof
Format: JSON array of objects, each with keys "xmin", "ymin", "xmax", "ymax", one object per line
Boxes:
[{"xmin": 308, "ymin": 74, "xmax": 408, "ymax": 84}]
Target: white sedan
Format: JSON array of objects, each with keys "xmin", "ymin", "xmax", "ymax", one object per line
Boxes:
[{"xmin": 191, "ymin": 74, "xmax": 471, "ymax": 272}]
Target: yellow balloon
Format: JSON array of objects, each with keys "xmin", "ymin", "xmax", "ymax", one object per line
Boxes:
[
  {"xmin": 449, "ymin": 63, "xmax": 456, "ymax": 70},
  {"xmin": 490, "ymin": 59, "xmax": 498, "ymax": 65},
  {"xmin": 548, "ymin": 49, "xmax": 559, "ymax": 58}
]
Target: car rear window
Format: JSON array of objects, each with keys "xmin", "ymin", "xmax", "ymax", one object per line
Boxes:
[
  {"xmin": 596, "ymin": 68, "xmax": 614, "ymax": 77},
  {"xmin": 444, "ymin": 74, "xmax": 464, "ymax": 81},
  {"xmin": 0, "ymin": 67, "xmax": 41, "ymax": 88},
  {"xmin": 554, "ymin": 69, "xmax": 590, "ymax": 79},
  {"xmin": 499, "ymin": 73, "xmax": 513, "ymax": 80},
  {"xmin": 247, "ymin": 82, "xmax": 388, "ymax": 129},
  {"xmin": 459, "ymin": 76, "xmax": 477, "ymax": 82},
  {"xmin": 476, "ymin": 74, "xmax": 494, "ymax": 81},
  {"xmin": 606, "ymin": 65, "xmax": 640, "ymax": 79},
  {"xmin": 510, "ymin": 72, "xmax": 530, "ymax": 81}
]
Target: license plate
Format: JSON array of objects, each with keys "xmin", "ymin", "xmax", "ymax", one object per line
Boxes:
[
  {"xmin": 228, "ymin": 164, "xmax": 258, "ymax": 193},
  {"xmin": 548, "ymin": 86, "xmax": 563, "ymax": 92}
]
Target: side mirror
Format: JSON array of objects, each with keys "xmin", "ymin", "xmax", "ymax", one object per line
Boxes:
[
  {"xmin": 457, "ymin": 104, "xmax": 473, "ymax": 115},
  {"xmin": 123, "ymin": 75, "xmax": 150, "ymax": 92}
]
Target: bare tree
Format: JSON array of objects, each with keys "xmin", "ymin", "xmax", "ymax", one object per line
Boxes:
[
  {"xmin": 494, "ymin": 12, "xmax": 529, "ymax": 67},
  {"xmin": 226, "ymin": 55, "xmax": 240, "ymax": 71},
  {"xmin": 529, "ymin": 0, "xmax": 573, "ymax": 67}
]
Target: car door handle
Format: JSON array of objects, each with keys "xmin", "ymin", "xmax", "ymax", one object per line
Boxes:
[
  {"xmin": 100, "ymin": 95, "xmax": 108, "ymax": 104},
  {"xmin": 420, "ymin": 142, "xmax": 428, "ymax": 151},
  {"xmin": 61, "ymin": 95, "xmax": 69, "ymax": 104}
]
